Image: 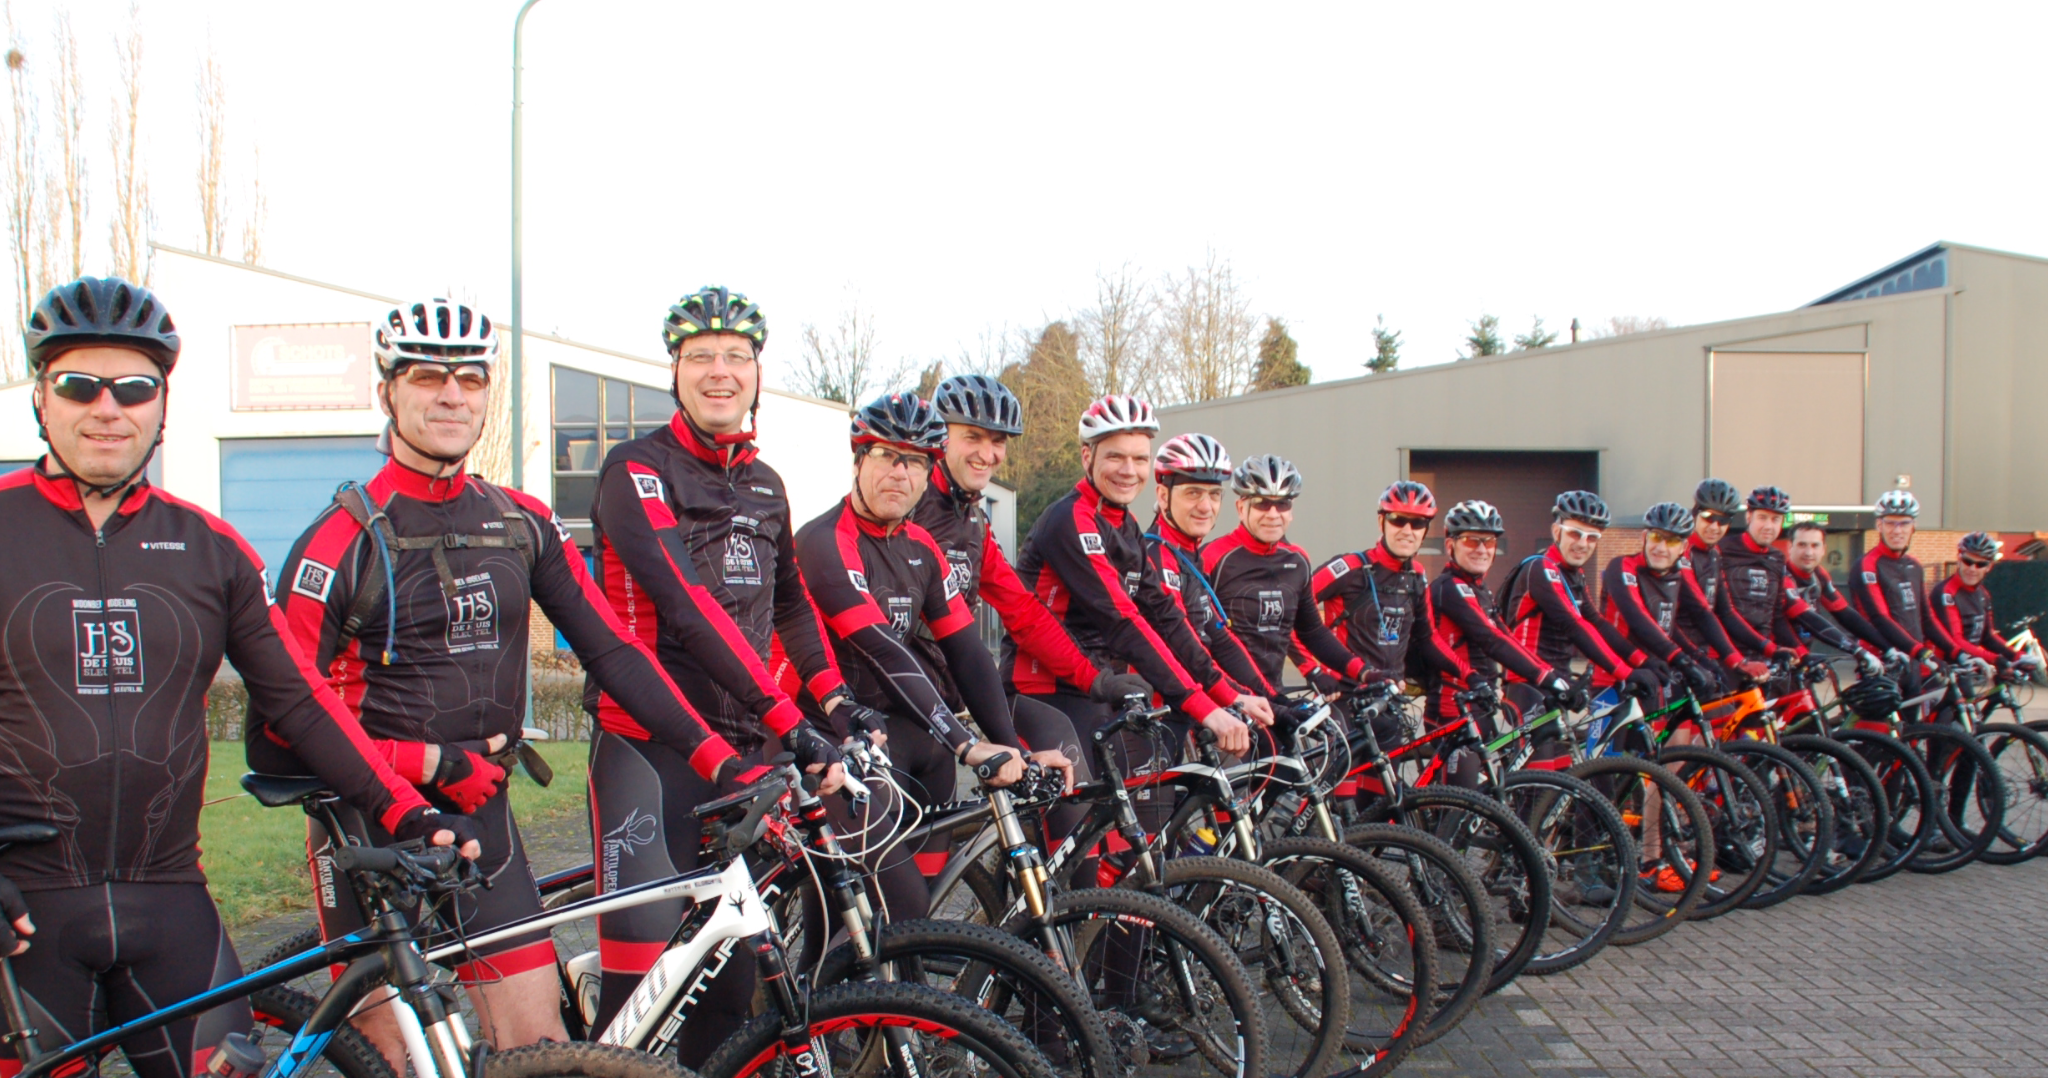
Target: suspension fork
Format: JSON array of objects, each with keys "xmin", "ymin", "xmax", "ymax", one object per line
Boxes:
[{"xmin": 792, "ymin": 790, "xmax": 884, "ymax": 977}]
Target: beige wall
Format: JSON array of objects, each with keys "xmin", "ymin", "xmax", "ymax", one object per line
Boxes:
[{"xmin": 1944, "ymin": 246, "xmax": 2048, "ymax": 532}]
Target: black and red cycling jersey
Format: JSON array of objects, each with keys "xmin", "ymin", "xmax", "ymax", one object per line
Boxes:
[
  {"xmin": 1784, "ymin": 564, "xmax": 1885, "ymax": 652},
  {"xmin": 1308, "ymin": 543, "xmax": 1461, "ymax": 682},
  {"xmin": 0, "ymin": 466, "xmax": 427, "ymax": 891},
  {"xmin": 1203, "ymin": 526, "xmax": 1369, "ymax": 690},
  {"xmin": 1670, "ymin": 536, "xmax": 1744, "ymax": 663},
  {"xmin": 276, "ymin": 459, "xmax": 736, "ymax": 781},
  {"xmin": 1005, "ymin": 481, "xmax": 1229, "ymax": 721},
  {"xmin": 1714, "ymin": 532, "xmax": 1861, "ymax": 657},
  {"xmin": 587, "ymin": 413, "xmax": 845, "ymax": 755},
  {"xmin": 1933, "ymin": 576, "xmax": 2020, "ymax": 663},
  {"xmin": 1851, "ymin": 545, "xmax": 1962, "ymax": 656},
  {"xmin": 910, "ymin": 463, "xmax": 1099, "ymax": 706},
  {"xmin": 795, "ymin": 497, "xmax": 1016, "ymax": 749},
  {"xmin": 1599, "ymin": 553, "xmax": 1736, "ymax": 672},
  {"xmin": 1427, "ymin": 564, "xmax": 1535, "ymax": 700},
  {"xmin": 1500, "ymin": 546, "xmax": 1642, "ymax": 681},
  {"xmin": 1143, "ymin": 516, "xmax": 1270, "ymax": 696}
]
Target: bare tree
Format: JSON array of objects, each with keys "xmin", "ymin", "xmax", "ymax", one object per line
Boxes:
[
  {"xmin": 795, "ymin": 300, "xmax": 904, "ymax": 404},
  {"xmin": 241, "ymin": 145, "xmax": 264, "ymax": 264},
  {"xmin": 107, "ymin": 2, "xmax": 149, "ymax": 285},
  {"xmin": 4, "ymin": 15, "xmax": 42, "ymax": 378},
  {"xmin": 1153, "ymin": 252, "xmax": 1256, "ymax": 404},
  {"xmin": 1587, "ymin": 315, "xmax": 1670, "ymax": 338},
  {"xmin": 194, "ymin": 39, "xmax": 226, "ymax": 257},
  {"xmin": 50, "ymin": 10, "xmax": 81, "ymax": 280},
  {"xmin": 1075, "ymin": 264, "xmax": 1152, "ymax": 397}
]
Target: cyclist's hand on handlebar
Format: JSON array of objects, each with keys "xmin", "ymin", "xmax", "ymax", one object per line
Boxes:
[
  {"xmin": 0, "ymin": 872, "xmax": 32, "ymax": 956},
  {"xmin": 391, "ymin": 806, "xmax": 484, "ymax": 860},
  {"xmin": 1236, "ymin": 695, "xmax": 1275, "ymax": 728},
  {"xmin": 432, "ymin": 737, "xmax": 509, "ymax": 814},
  {"xmin": 1736, "ymin": 660, "xmax": 1770, "ymax": 681},
  {"xmin": 1026, "ymin": 748, "xmax": 1076, "ymax": 793},
  {"xmin": 786, "ymin": 721, "xmax": 847, "ymax": 795},
  {"xmin": 1090, "ymin": 670, "xmax": 1153, "ymax": 705},
  {"xmin": 1855, "ymin": 649, "xmax": 1884, "ymax": 678},
  {"xmin": 964, "ymin": 741, "xmax": 1027, "ymax": 787},
  {"xmin": 1304, "ymin": 668, "xmax": 1344, "ymax": 697},
  {"xmin": 1623, "ymin": 667, "xmax": 1663, "ymax": 702},
  {"xmin": 1201, "ymin": 707, "xmax": 1252, "ymax": 756}
]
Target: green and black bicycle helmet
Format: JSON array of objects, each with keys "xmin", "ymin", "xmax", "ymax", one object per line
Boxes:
[
  {"xmin": 932, "ymin": 374, "xmax": 1023, "ymax": 435},
  {"xmin": 1643, "ymin": 502, "xmax": 1694, "ymax": 536},
  {"xmin": 1443, "ymin": 500, "xmax": 1505, "ymax": 535},
  {"xmin": 851, "ymin": 392, "xmax": 947, "ymax": 455},
  {"xmin": 1694, "ymin": 478, "xmax": 1742, "ymax": 517},
  {"xmin": 1747, "ymin": 485, "xmax": 1792, "ymax": 514},
  {"xmin": 26, "ymin": 276, "xmax": 180, "ymax": 373},
  {"xmin": 1552, "ymin": 490, "xmax": 1611, "ymax": 529},
  {"xmin": 663, "ymin": 286, "xmax": 767, "ymax": 355}
]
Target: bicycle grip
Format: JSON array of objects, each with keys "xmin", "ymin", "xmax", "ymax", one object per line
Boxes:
[
  {"xmin": 974, "ymin": 751, "xmax": 1014, "ymax": 781},
  {"xmin": 332, "ymin": 846, "xmax": 401, "ymax": 874}
]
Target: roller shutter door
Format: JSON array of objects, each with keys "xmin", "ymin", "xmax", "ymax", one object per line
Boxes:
[
  {"xmin": 1407, "ymin": 450, "xmax": 1599, "ymax": 590},
  {"xmin": 220, "ymin": 436, "xmax": 383, "ymax": 583}
]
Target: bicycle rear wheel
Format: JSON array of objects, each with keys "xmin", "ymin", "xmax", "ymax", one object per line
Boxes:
[
  {"xmin": 1901, "ymin": 722, "xmax": 2006, "ymax": 873},
  {"xmin": 1778, "ymin": 735, "xmax": 1889, "ymax": 894},
  {"xmin": 489, "ymin": 1043, "xmax": 697, "ymax": 1078},
  {"xmin": 1833, "ymin": 729, "xmax": 1937, "ymax": 882},
  {"xmin": 1566, "ymin": 755, "xmax": 1713, "ymax": 944},
  {"xmin": 1498, "ymin": 769, "xmax": 1634, "ymax": 975},
  {"xmin": 1976, "ymin": 722, "xmax": 2048, "ymax": 864},
  {"xmin": 1658, "ymin": 746, "xmax": 1775, "ymax": 918},
  {"xmin": 1716, "ymin": 741, "xmax": 1832, "ymax": 909},
  {"xmin": 1317, "ymin": 825, "xmax": 1487, "ymax": 1043},
  {"xmin": 697, "ymin": 981, "xmax": 1057, "ymax": 1078}
]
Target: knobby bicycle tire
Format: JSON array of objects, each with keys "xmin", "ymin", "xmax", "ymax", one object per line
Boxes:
[
  {"xmin": 1313, "ymin": 824, "xmax": 1487, "ymax": 1041},
  {"xmin": 1497, "ymin": 769, "xmax": 1635, "ymax": 976},
  {"xmin": 697, "ymin": 981, "xmax": 1057, "ymax": 1078},
  {"xmin": 247, "ymin": 980, "xmax": 400, "ymax": 1078},
  {"xmin": 1901, "ymin": 722, "xmax": 2006, "ymax": 873},
  {"xmin": 810, "ymin": 919, "xmax": 1121, "ymax": 1078},
  {"xmin": 1715, "ymin": 740, "xmax": 1832, "ymax": 909},
  {"xmin": 1566, "ymin": 756, "xmax": 1713, "ymax": 945},
  {"xmin": 1657, "ymin": 746, "xmax": 1775, "ymax": 919},
  {"xmin": 489, "ymin": 1043, "xmax": 699, "ymax": 1078},
  {"xmin": 1976, "ymin": 722, "xmax": 2048, "ymax": 864},
  {"xmin": 1354, "ymin": 785, "xmax": 1549, "ymax": 993},
  {"xmin": 1778, "ymin": 734, "xmax": 1889, "ymax": 894},
  {"xmin": 1832, "ymin": 729, "xmax": 1937, "ymax": 883}
]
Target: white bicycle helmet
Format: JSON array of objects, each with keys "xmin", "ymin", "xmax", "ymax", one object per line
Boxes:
[
  {"xmin": 1155, "ymin": 433, "xmax": 1232, "ymax": 485},
  {"xmin": 1874, "ymin": 489, "xmax": 1920, "ymax": 519},
  {"xmin": 374, "ymin": 297, "xmax": 498, "ymax": 377},
  {"xmin": 1231, "ymin": 454, "xmax": 1303, "ymax": 499},
  {"xmin": 1077, "ymin": 394, "xmax": 1159, "ymax": 444}
]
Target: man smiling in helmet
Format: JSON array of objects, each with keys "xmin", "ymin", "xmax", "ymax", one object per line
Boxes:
[
  {"xmin": 1306, "ymin": 481, "xmax": 1465, "ymax": 698},
  {"xmin": 1935, "ymin": 533, "xmax": 2035, "ymax": 678},
  {"xmin": 1143, "ymin": 433, "xmax": 1273, "ymax": 701},
  {"xmin": 0, "ymin": 279, "xmax": 466, "ymax": 1078},
  {"xmin": 1852, "ymin": 489, "xmax": 1964, "ymax": 717},
  {"xmin": 1712, "ymin": 486, "xmax": 1876, "ymax": 684},
  {"xmin": 275, "ymin": 297, "xmax": 738, "ymax": 1063},
  {"xmin": 1499, "ymin": 491, "xmax": 1662, "ymax": 713},
  {"xmin": 1427, "ymin": 500, "xmax": 1575, "ymax": 739}
]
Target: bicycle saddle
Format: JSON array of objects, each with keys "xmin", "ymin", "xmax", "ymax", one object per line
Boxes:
[{"xmin": 241, "ymin": 772, "xmax": 332, "ymax": 807}]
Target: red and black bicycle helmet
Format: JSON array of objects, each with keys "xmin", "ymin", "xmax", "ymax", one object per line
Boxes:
[
  {"xmin": 1747, "ymin": 485, "xmax": 1792, "ymax": 514},
  {"xmin": 1378, "ymin": 480, "xmax": 1436, "ymax": 518}
]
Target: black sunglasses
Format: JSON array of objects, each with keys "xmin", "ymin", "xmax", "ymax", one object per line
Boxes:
[
  {"xmin": 47, "ymin": 371, "xmax": 163, "ymax": 406},
  {"xmin": 1959, "ymin": 557, "xmax": 1993, "ymax": 569},
  {"xmin": 1383, "ymin": 513, "xmax": 1430, "ymax": 532}
]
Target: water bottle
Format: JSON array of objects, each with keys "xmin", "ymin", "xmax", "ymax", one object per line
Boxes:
[
  {"xmin": 204, "ymin": 1033, "xmax": 264, "ymax": 1078},
  {"xmin": 1185, "ymin": 824, "xmax": 1220, "ymax": 856}
]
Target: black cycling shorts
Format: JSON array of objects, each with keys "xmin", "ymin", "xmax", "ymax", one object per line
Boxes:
[
  {"xmin": 0, "ymin": 882, "xmax": 248, "ymax": 1078},
  {"xmin": 308, "ymin": 787, "xmax": 550, "ymax": 984}
]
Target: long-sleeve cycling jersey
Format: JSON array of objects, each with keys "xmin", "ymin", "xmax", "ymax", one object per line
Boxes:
[
  {"xmin": 1851, "ymin": 545, "xmax": 1962, "ymax": 656},
  {"xmin": 1784, "ymin": 564, "xmax": 1885, "ymax": 653},
  {"xmin": 1670, "ymin": 536, "xmax": 1745, "ymax": 664},
  {"xmin": 0, "ymin": 466, "xmax": 428, "ymax": 891},
  {"xmin": 1309, "ymin": 543, "xmax": 1461, "ymax": 682},
  {"xmin": 1501, "ymin": 546, "xmax": 1642, "ymax": 681},
  {"xmin": 1933, "ymin": 576, "xmax": 2021, "ymax": 663},
  {"xmin": 1005, "ymin": 481, "xmax": 1228, "ymax": 721},
  {"xmin": 587, "ymin": 414, "xmax": 844, "ymax": 754},
  {"xmin": 1204, "ymin": 526, "xmax": 1369, "ymax": 690},
  {"xmin": 1600, "ymin": 553, "xmax": 1735, "ymax": 669},
  {"xmin": 1144, "ymin": 517, "xmax": 1271, "ymax": 696},
  {"xmin": 275, "ymin": 460, "xmax": 735, "ymax": 780},
  {"xmin": 1714, "ymin": 533, "xmax": 1860, "ymax": 656},
  {"xmin": 1429, "ymin": 564, "xmax": 1537, "ymax": 685},
  {"xmin": 795, "ymin": 498, "xmax": 1016, "ymax": 749},
  {"xmin": 910, "ymin": 464, "xmax": 1099, "ymax": 706}
]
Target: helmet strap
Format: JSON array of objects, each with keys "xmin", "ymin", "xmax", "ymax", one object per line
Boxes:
[{"xmin": 35, "ymin": 382, "xmax": 167, "ymax": 504}]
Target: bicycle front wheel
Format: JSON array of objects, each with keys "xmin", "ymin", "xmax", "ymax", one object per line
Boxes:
[
  {"xmin": 1316, "ymin": 824, "xmax": 1486, "ymax": 1042},
  {"xmin": 1833, "ymin": 728, "xmax": 1937, "ymax": 882},
  {"xmin": 1715, "ymin": 740, "xmax": 1832, "ymax": 909},
  {"xmin": 489, "ymin": 1043, "xmax": 698, "ymax": 1078},
  {"xmin": 697, "ymin": 981, "xmax": 1056, "ymax": 1078},
  {"xmin": 1567, "ymin": 755, "xmax": 1713, "ymax": 944},
  {"xmin": 1498, "ymin": 768, "xmax": 1635, "ymax": 975},
  {"xmin": 1977, "ymin": 722, "xmax": 2048, "ymax": 864},
  {"xmin": 1778, "ymin": 734, "xmax": 1889, "ymax": 894},
  {"xmin": 1658, "ymin": 746, "xmax": 1776, "ymax": 918},
  {"xmin": 1901, "ymin": 722, "xmax": 2006, "ymax": 873}
]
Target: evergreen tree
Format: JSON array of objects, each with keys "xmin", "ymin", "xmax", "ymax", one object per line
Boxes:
[
  {"xmin": 1001, "ymin": 322, "xmax": 1093, "ymax": 528},
  {"xmin": 1249, "ymin": 317, "xmax": 1310, "ymax": 392},
  {"xmin": 1460, "ymin": 314, "xmax": 1504, "ymax": 360},
  {"xmin": 1367, "ymin": 316, "xmax": 1401, "ymax": 373},
  {"xmin": 1513, "ymin": 316, "xmax": 1558, "ymax": 351}
]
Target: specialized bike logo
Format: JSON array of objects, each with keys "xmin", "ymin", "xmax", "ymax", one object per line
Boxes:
[
  {"xmin": 444, "ymin": 572, "xmax": 501, "ymax": 653},
  {"xmin": 723, "ymin": 516, "xmax": 763, "ymax": 586},
  {"xmin": 72, "ymin": 597, "xmax": 143, "ymax": 695},
  {"xmin": 601, "ymin": 808, "xmax": 660, "ymax": 892}
]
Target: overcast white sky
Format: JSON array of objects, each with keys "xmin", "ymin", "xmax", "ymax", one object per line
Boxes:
[{"xmin": 24, "ymin": 1, "xmax": 2048, "ymax": 389}]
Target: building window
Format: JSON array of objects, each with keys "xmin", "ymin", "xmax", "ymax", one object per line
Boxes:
[{"xmin": 551, "ymin": 366, "xmax": 678, "ymax": 521}]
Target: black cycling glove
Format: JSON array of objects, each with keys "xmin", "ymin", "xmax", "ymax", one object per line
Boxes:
[
  {"xmin": 787, "ymin": 721, "xmax": 845, "ymax": 773},
  {"xmin": 1623, "ymin": 666, "xmax": 1664, "ymax": 702},
  {"xmin": 431, "ymin": 741, "xmax": 508, "ymax": 814},
  {"xmin": 834, "ymin": 701, "xmax": 890, "ymax": 740},
  {"xmin": 390, "ymin": 806, "xmax": 485, "ymax": 853},
  {"xmin": 1090, "ymin": 670, "xmax": 1154, "ymax": 705},
  {"xmin": 1674, "ymin": 654, "xmax": 1721, "ymax": 697},
  {"xmin": 1305, "ymin": 668, "xmax": 1345, "ymax": 696},
  {"xmin": 0, "ymin": 872, "xmax": 29, "ymax": 955}
]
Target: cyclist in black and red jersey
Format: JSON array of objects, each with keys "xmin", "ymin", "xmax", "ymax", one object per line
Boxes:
[
  {"xmin": 1427, "ymin": 501, "xmax": 1576, "ymax": 773},
  {"xmin": 1143, "ymin": 434, "xmax": 1273, "ymax": 700},
  {"xmin": 1713, "ymin": 486, "xmax": 1880, "ymax": 683},
  {"xmin": 1305, "ymin": 482, "xmax": 1464, "ymax": 698},
  {"xmin": 1934, "ymin": 533, "xmax": 2037, "ymax": 677},
  {"xmin": 575, "ymin": 287, "xmax": 859, "ymax": 1048},
  {"xmin": 1600, "ymin": 502, "xmax": 1756, "ymax": 706},
  {"xmin": 796, "ymin": 393, "xmax": 1066, "ymax": 922},
  {"xmin": 1204, "ymin": 455, "xmax": 1373, "ymax": 692},
  {"xmin": 1785, "ymin": 521, "xmax": 1892, "ymax": 663},
  {"xmin": 0, "ymin": 278, "xmax": 469, "ymax": 1078},
  {"xmin": 1851, "ymin": 489, "xmax": 1964, "ymax": 715},
  {"xmin": 275, "ymin": 297, "xmax": 744, "ymax": 1062},
  {"xmin": 1499, "ymin": 491, "xmax": 1663, "ymax": 714},
  {"xmin": 1679, "ymin": 478, "xmax": 1765, "ymax": 684}
]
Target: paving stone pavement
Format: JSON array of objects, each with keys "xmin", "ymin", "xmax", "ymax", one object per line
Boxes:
[{"xmin": 1399, "ymin": 856, "xmax": 2048, "ymax": 1077}]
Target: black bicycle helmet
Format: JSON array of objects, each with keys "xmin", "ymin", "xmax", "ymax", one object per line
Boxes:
[
  {"xmin": 663, "ymin": 286, "xmax": 767, "ymax": 355},
  {"xmin": 1747, "ymin": 485, "xmax": 1792, "ymax": 514},
  {"xmin": 850, "ymin": 392, "xmax": 946, "ymax": 454},
  {"xmin": 1643, "ymin": 502, "xmax": 1694, "ymax": 536},
  {"xmin": 1552, "ymin": 490, "xmax": 1611, "ymax": 529},
  {"xmin": 1958, "ymin": 531, "xmax": 2002, "ymax": 561},
  {"xmin": 932, "ymin": 374, "xmax": 1022, "ymax": 436},
  {"xmin": 1839, "ymin": 675, "xmax": 1902, "ymax": 721},
  {"xmin": 1693, "ymin": 478, "xmax": 1742, "ymax": 516},
  {"xmin": 1443, "ymin": 499, "xmax": 1505, "ymax": 535},
  {"xmin": 25, "ymin": 276, "xmax": 180, "ymax": 373}
]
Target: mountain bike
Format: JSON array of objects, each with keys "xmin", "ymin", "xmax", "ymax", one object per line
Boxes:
[{"xmin": 1951, "ymin": 666, "xmax": 2048, "ymax": 864}]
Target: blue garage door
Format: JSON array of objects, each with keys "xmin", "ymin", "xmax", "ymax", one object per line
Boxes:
[{"xmin": 220, "ymin": 437, "xmax": 384, "ymax": 583}]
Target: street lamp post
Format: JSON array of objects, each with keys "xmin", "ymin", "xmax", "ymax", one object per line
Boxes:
[{"xmin": 509, "ymin": 0, "xmax": 543, "ymax": 492}]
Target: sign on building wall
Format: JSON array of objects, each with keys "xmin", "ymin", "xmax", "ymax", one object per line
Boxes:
[{"xmin": 231, "ymin": 323, "xmax": 373, "ymax": 410}]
